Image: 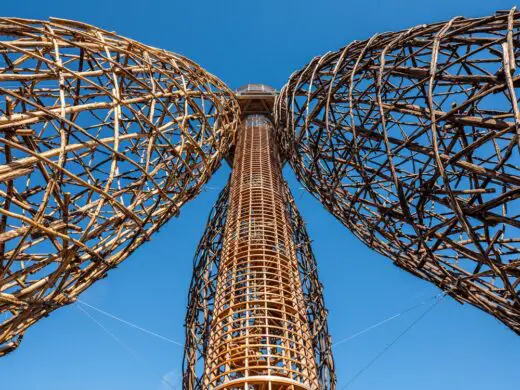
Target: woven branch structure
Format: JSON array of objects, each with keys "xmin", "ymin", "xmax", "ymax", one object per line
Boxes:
[
  {"xmin": 0, "ymin": 18, "xmax": 239, "ymax": 356},
  {"xmin": 284, "ymin": 180, "xmax": 335, "ymax": 389},
  {"xmin": 183, "ymin": 182, "xmax": 229, "ymax": 389},
  {"xmin": 1, "ymin": 9, "xmax": 519, "ymax": 388},
  {"xmin": 275, "ymin": 9, "xmax": 520, "ymax": 333}
]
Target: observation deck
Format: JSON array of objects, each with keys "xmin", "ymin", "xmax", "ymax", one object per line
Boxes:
[{"xmin": 235, "ymin": 84, "xmax": 276, "ymax": 116}]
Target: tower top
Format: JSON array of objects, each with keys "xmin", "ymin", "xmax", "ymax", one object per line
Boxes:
[
  {"xmin": 235, "ymin": 83, "xmax": 276, "ymax": 95},
  {"xmin": 235, "ymin": 84, "xmax": 276, "ymax": 116}
]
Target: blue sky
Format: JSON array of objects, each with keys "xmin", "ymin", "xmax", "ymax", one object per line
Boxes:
[{"xmin": 1, "ymin": 1, "xmax": 519, "ymax": 389}]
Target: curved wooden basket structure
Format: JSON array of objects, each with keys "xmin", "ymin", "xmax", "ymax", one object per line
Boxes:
[
  {"xmin": 275, "ymin": 9, "xmax": 520, "ymax": 334},
  {"xmin": 0, "ymin": 18, "xmax": 240, "ymax": 356}
]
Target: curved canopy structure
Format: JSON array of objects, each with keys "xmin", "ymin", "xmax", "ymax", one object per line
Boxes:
[
  {"xmin": 0, "ymin": 17, "xmax": 239, "ymax": 355},
  {"xmin": 275, "ymin": 9, "xmax": 520, "ymax": 334}
]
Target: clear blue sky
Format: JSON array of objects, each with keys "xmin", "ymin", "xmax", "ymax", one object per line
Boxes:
[{"xmin": 2, "ymin": 1, "xmax": 519, "ymax": 389}]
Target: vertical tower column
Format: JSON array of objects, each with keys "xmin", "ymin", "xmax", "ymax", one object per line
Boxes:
[{"xmin": 204, "ymin": 115, "xmax": 318, "ymax": 389}]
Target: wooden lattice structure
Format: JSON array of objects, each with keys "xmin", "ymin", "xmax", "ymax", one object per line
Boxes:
[
  {"xmin": 183, "ymin": 144, "xmax": 335, "ymax": 390},
  {"xmin": 0, "ymin": 18, "xmax": 239, "ymax": 356},
  {"xmin": 284, "ymin": 180, "xmax": 335, "ymax": 389},
  {"xmin": 275, "ymin": 9, "xmax": 520, "ymax": 334},
  {"xmin": 183, "ymin": 182, "xmax": 230, "ymax": 389},
  {"xmin": 1, "ymin": 8, "xmax": 520, "ymax": 390},
  {"xmin": 202, "ymin": 115, "xmax": 319, "ymax": 389}
]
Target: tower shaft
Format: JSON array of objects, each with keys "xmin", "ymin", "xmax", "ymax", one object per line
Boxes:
[{"xmin": 204, "ymin": 115, "xmax": 318, "ymax": 389}]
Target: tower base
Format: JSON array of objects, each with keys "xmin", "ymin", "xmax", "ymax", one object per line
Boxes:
[{"xmin": 214, "ymin": 376, "xmax": 312, "ymax": 390}]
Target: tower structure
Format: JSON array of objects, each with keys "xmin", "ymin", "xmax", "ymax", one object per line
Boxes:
[
  {"xmin": 203, "ymin": 113, "xmax": 318, "ymax": 389},
  {"xmin": 182, "ymin": 85, "xmax": 334, "ymax": 389}
]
